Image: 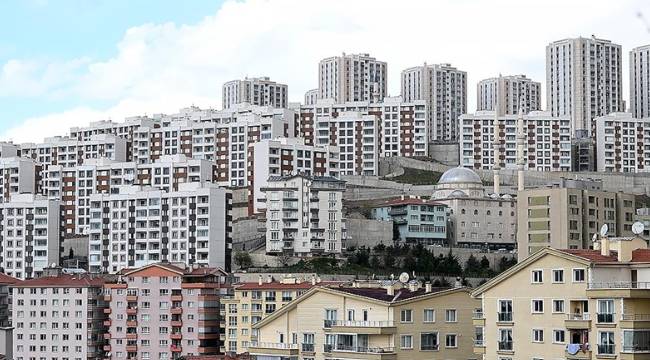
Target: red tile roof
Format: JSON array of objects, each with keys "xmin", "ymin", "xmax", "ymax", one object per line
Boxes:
[
  {"xmin": 631, "ymin": 249, "xmax": 650, "ymax": 262},
  {"xmin": 15, "ymin": 274, "xmax": 105, "ymax": 288},
  {"xmin": 559, "ymin": 249, "xmax": 619, "ymax": 263},
  {"xmin": 0, "ymin": 273, "xmax": 21, "ymax": 285},
  {"xmin": 332, "ymin": 286, "xmax": 453, "ymax": 302},
  {"xmin": 235, "ymin": 281, "xmax": 340, "ymax": 291}
]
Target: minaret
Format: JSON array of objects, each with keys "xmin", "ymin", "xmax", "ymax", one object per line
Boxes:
[
  {"xmin": 516, "ymin": 98, "xmax": 526, "ymax": 191},
  {"xmin": 492, "ymin": 75, "xmax": 501, "ymax": 195}
]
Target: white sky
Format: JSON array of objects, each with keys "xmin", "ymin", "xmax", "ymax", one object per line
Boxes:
[{"xmin": 2, "ymin": 0, "xmax": 650, "ymax": 143}]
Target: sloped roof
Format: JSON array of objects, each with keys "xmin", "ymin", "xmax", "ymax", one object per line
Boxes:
[{"xmin": 16, "ymin": 274, "xmax": 104, "ymax": 288}]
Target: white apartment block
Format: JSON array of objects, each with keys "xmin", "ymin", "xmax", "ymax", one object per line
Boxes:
[
  {"xmin": 304, "ymin": 88, "xmax": 319, "ymax": 105},
  {"xmin": 252, "ymin": 138, "xmax": 339, "ymax": 212},
  {"xmin": 69, "ymin": 116, "xmax": 161, "ymax": 143},
  {"xmin": 401, "ymin": 63, "xmax": 467, "ymax": 142},
  {"xmin": 262, "ymin": 174, "xmax": 345, "ymax": 255},
  {"xmin": 318, "ymin": 53, "xmax": 387, "ymax": 103},
  {"xmin": 459, "ymin": 111, "xmax": 572, "ymax": 171},
  {"xmin": 87, "ymin": 182, "xmax": 232, "ymax": 274},
  {"xmin": 222, "ymin": 77, "xmax": 289, "ymax": 109},
  {"xmin": 12, "ymin": 274, "xmax": 107, "ymax": 360},
  {"xmin": 0, "ymin": 143, "xmax": 18, "ymax": 159},
  {"xmin": 630, "ymin": 44, "xmax": 650, "ymax": 118},
  {"xmin": 595, "ymin": 112, "xmax": 650, "ymax": 173},
  {"xmin": 0, "ymin": 194, "xmax": 60, "ymax": 280},
  {"xmin": 546, "ymin": 36, "xmax": 623, "ymax": 133},
  {"xmin": 0, "ymin": 157, "xmax": 37, "ymax": 202},
  {"xmin": 476, "ymin": 74, "xmax": 541, "ymax": 114},
  {"xmin": 19, "ymin": 134, "xmax": 128, "ymax": 169}
]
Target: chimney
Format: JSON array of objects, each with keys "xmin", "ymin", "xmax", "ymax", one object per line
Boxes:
[
  {"xmin": 425, "ymin": 282, "xmax": 432, "ymax": 293},
  {"xmin": 454, "ymin": 277, "xmax": 462, "ymax": 288},
  {"xmin": 386, "ymin": 286, "xmax": 394, "ymax": 296},
  {"xmin": 266, "ymin": 275, "xmax": 272, "ymax": 284},
  {"xmin": 408, "ymin": 281, "xmax": 419, "ymax": 292},
  {"xmin": 601, "ymin": 235, "xmax": 610, "ymax": 257},
  {"xmin": 311, "ymin": 275, "xmax": 316, "ymax": 286},
  {"xmin": 258, "ymin": 275, "xmax": 263, "ymax": 286}
]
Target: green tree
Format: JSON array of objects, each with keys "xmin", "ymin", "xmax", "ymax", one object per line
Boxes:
[
  {"xmin": 233, "ymin": 251, "xmax": 252, "ymax": 269},
  {"xmin": 383, "ymin": 251, "xmax": 396, "ymax": 269},
  {"xmin": 464, "ymin": 254, "xmax": 481, "ymax": 276},
  {"xmin": 403, "ymin": 254, "xmax": 417, "ymax": 272},
  {"xmin": 370, "ymin": 256, "xmax": 381, "ymax": 269},
  {"xmin": 480, "ymin": 255, "xmax": 490, "ymax": 270}
]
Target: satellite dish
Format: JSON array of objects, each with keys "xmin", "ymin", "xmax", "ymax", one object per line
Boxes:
[
  {"xmin": 600, "ymin": 224, "xmax": 609, "ymax": 237},
  {"xmin": 398, "ymin": 272, "xmax": 410, "ymax": 284},
  {"xmin": 592, "ymin": 233, "xmax": 598, "ymax": 243},
  {"xmin": 632, "ymin": 222, "xmax": 645, "ymax": 235}
]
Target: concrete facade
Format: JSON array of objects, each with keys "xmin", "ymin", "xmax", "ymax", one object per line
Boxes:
[
  {"xmin": 222, "ymin": 77, "xmax": 288, "ymax": 109},
  {"xmin": 630, "ymin": 44, "xmax": 650, "ymax": 118},
  {"xmin": 371, "ymin": 198, "xmax": 447, "ymax": 245},
  {"xmin": 477, "ymin": 75, "xmax": 541, "ymax": 115},
  {"xmin": 595, "ymin": 112, "xmax": 650, "ymax": 173},
  {"xmin": 318, "ymin": 53, "xmax": 387, "ymax": 103}
]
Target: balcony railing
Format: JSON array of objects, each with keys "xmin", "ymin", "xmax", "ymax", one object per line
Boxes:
[
  {"xmin": 301, "ymin": 343, "xmax": 314, "ymax": 352},
  {"xmin": 597, "ymin": 313, "xmax": 615, "ymax": 323},
  {"xmin": 474, "ymin": 339, "xmax": 484, "ymax": 347},
  {"xmin": 472, "ymin": 310, "xmax": 484, "ymax": 319},
  {"xmin": 498, "ymin": 312, "xmax": 513, "ymax": 322},
  {"xmin": 324, "ymin": 320, "xmax": 334, "ymax": 328},
  {"xmin": 622, "ymin": 313, "xmax": 650, "ymax": 321},
  {"xmin": 598, "ymin": 344, "xmax": 615, "ymax": 355},
  {"xmin": 589, "ymin": 281, "xmax": 650, "ymax": 289},
  {"xmin": 250, "ymin": 342, "xmax": 298, "ymax": 350},
  {"xmin": 498, "ymin": 341, "xmax": 513, "ymax": 351},
  {"xmin": 567, "ymin": 313, "xmax": 590, "ymax": 320},
  {"xmin": 420, "ymin": 344, "xmax": 439, "ymax": 351},
  {"xmin": 331, "ymin": 345, "xmax": 395, "ymax": 353},
  {"xmin": 329, "ymin": 320, "xmax": 395, "ymax": 327},
  {"xmin": 623, "ymin": 344, "xmax": 650, "ymax": 353}
]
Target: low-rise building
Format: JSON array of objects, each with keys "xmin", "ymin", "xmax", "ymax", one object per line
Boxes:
[
  {"xmin": 371, "ymin": 198, "xmax": 448, "ymax": 245},
  {"xmin": 103, "ymin": 263, "xmax": 231, "ymax": 359},
  {"xmin": 12, "ymin": 273, "xmax": 107, "ymax": 360},
  {"xmin": 594, "ymin": 112, "xmax": 650, "ymax": 173},
  {"xmin": 249, "ymin": 281, "xmax": 479, "ymax": 360},
  {"xmin": 517, "ymin": 178, "xmax": 636, "ymax": 260}
]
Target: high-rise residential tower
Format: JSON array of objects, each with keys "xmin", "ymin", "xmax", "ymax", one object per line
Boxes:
[
  {"xmin": 222, "ymin": 77, "xmax": 288, "ymax": 109},
  {"xmin": 401, "ymin": 63, "xmax": 467, "ymax": 142},
  {"xmin": 318, "ymin": 53, "xmax": 387, "ymax": 103},
  {"xmin": 630, "ymin": 44, "xmax": 650, "ymax": 118},
  {"xmin": 477, "ymin": 75, "xmax": 541, "ymax": 115}
]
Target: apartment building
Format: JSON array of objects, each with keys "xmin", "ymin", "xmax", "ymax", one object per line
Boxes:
[
  {"xmin": 223, "ymin": 77, "xmax": 288, "ymax": 109},
  {"xmin": 0, "ymin": 194, "xmax": 60, "ymax": 279},
  {"xmin": 304, "ymin": 89, "xmax": 319, "ymax": 106},
  {"xmin": 472, "ymin": 235, "xmax": 650, "ymax": 360},
  {"xmin": 69, "ymin": 116, "xmax": 161, "ymax": 143},
  {"xmin": 371, "ymin": 198, "xmax": 448, "ymax": 245},
  {"xmin": 594, "ymin": 112, "xmax": 650, "ymax": 173},
  {"xmin": 517, "ymin": 178, "xmax": 636, "ymax": 260},
  {"xmin": 630, "ymin": 44, "xmax": 650, "ymax": 118},
  {"xmin": 431, "ymin": 167, "xmax": 517, "ymax": 249},
  {"xmin": 318, "ymin": 53, "xmax": 387, "ymax": 103},
  {"xmin": 476, "ymin": 75, "xmax": 541, "ymax": 115},
  {"xmin": 249, "ymin": 281, "xmax": 479, "ymax": 360},
  {"xmin": 401, "ymin": 63, "xmax": 467, "ymax": 142},
  {"xmin": 261, "ymin": 174, "xmax": 345, "ymax": 255},
  {"xmin": 0, "ymin": 157, "xmax": 38, "ymax": 201},
  {"xmin": 12, "ymin": 273, "xmax": 107, "ymax": 360},
  {"xmin": 635, "ymin": 208, "xmax": 650, "ymax": 238},
  {"xmin": 87, "ymin": 182, "xmax": 232, "ymax": 274},
  {"xmin": 0, "ymin": 273, "xmax": 20, "ymax": 359},
  {"xmin": 103, "ymin": 263, "xmax": 231, "ymax": 359},
  {"xmin": 546, "ymin": 36, "xmax": 623, "ymax": 133},
  {"xmin": 459, "ymin": 110, "xmax": 572, "ymax": 171},
  {"xmin": 252, "ymin": 138, "xmax": 339, "ymax": 212},
  {"xmin": 19, "ymin": 134, "xmax": 128, "ymax": 169},
  {"xmin": 0, "ymin": 143, "xmax": 18, "ymax": 158},
  {"xmin": 222, "ymin": 274, "xmax": 332, "ymax": 354}
]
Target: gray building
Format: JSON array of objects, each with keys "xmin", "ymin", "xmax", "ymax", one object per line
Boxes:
[
  {"xmin": 477, "ymin": 74, "xmax": 541, "ymax": 115},
  {"xmin": 222, "ymin": 77, "xmax": 288, "ymax": 109},
  {"xmin": 318, "ymin": 53, "xmax": 387, "ymax": 103},
  {"xmin": 630, "ymin": 44, "xmax": 650, "ymax": 118}
]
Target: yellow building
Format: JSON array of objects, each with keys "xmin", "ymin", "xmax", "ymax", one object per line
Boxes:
[
  {"xmin": 472, "ymin": 234, "xmax": 650, "ymax": 360},
  {"xmin": 249, "ymin": 281, "xmax": 480, "ymax": 360},
  {"xmin": 222, "ymin": 275, "xmax": 337, "ymax": 354}
]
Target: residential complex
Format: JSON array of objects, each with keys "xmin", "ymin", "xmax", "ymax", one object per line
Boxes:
[
  {"xmin": 629, "ymin": 44, "xmax": 650, "ymax": 118},
  {"xmin": 401, "ymin": 63, "xmax": 467, "ymax": 142},
  {"xmin": 19, "ymin": 134, "xmax": 129, "ymax": 169},
  {"xmin": 69, "ymin": 117, "xmax": 161, "ymax": 143},
  {"xmin": 87, "ymin": 182, "xmax": 232, "ymax": 273},
  {"xmin": 459, "ymin": 110, "xmax": 572, "ymax": 171},
  {"xmin": 0, "ymin": 157, "xmax": 38, "ymax": 201},
  {"xmin": 595, "ymin": 112, "xmax": 650, "ymax": 173},
  {"xmin": 261, "ymin": 174, "xmax": 345, "ymax": 255},
  {"xmin": 516, "ymin": 177, "xmax": 636, "ymax": 260},
  {"xmin": 249, "ymin": 281, "xmax": 480, "ymax": 360},
  {"xmin": 476, "ymin": 74, "xmax": 541, "ymax": 115},
  {"xmin": 371, "ymin": 198, "xmax": 448, "ymax": 245},
  {"xmin": 222, "ymin": 77, "xmax": 289, "ymax": 109},
  {"xmin": 304, "ymin": 89, "xmax": 319, "ymax": 106},
  {"xmin": 318, "ymin": 53, "xmax": 387, "ymax": 103},
  {"xmin": 103, "ymin": 263, "xmax": 231, "ymax": 359},
  {"xmin": 472, "ymin": 234, "xmax": 650, "ymax": 360},
  {"xmin": 546, "ymin": 36, "xmax": 623, "ymax": 133}
]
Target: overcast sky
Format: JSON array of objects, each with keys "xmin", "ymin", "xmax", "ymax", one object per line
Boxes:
[{"xmin": 1, "ymin": 0, "xmax": 650, "ymax": 142}]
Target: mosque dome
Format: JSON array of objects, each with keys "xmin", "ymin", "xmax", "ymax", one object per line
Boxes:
[
  {"xmin": 438, "ymin": 167, "xmax": 482, "ymax": 185},
  {"xmin": 448, "ymin": 190, "xmax": 468, "ymax": 198}
]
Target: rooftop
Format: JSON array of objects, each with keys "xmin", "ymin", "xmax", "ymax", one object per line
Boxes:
[
  {"xmin": 559, "ymin": 248, "xmax": 650, "ymax": 263},
  {"xmin": 374, "ymin": 197, "xmax": 446, "ymax": 208},
  {"xmin": 333, "ymin": 286, "xmax": 453, "ymax": 302},
  {"xmin": 235, "ymin": 280, "xmax": 340, "ymax": 291},
  {"xmin": 15, "ymin": 274, "xmax": 105, "ymax": 288}
]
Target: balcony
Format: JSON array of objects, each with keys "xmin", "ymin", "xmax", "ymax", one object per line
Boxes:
[
  {"xmin": 596, "ymin": 313, "xmax": 616, "ymax": 325},
  {"xmin": 565, "ymin": 344, "xmax": 591, "ymax": 359},
  {"xmin": 197, "ymin": 346, "xmax": 220, "ymax": 353},
  {"xmin": 248, "ymin": 342, "xmax": 299, "ymax": 357},
  {"xmin": 126, "ymin": 307, "xmax": 137, "ymax": 315},
  {"xmin": 588, "ymin": 282, "xmax": 650, "ymax": 298},
  {"xmin": 171, "ymin": 345, "xmax": 182, "ymax": 352},
  {"xmin": 171, "ymin": 307, "xmax": 183, "ymax": 315},
  {"xmin": 622, "ymin": 344, "xmax": 650, "ymax": 353},
  {"xmin": 171, "ymin": 320, "xmax": 183, "ymax": 327},
  {"xmin": 103, "ymin": 294, "xmax": 111, "ymax": 302},
  {"xmin": 126, "ymin": 333, "xmax": 137, "ymax": 340},
  {"xmin": 328, "ymin": 345, "xmax": 396, "ymax": 360},
  {"xmin": 126, "ymin": 295, "xmax": 138, "ymax": 302},
  {"xmin": 103, "ymin": 308, "xmax": 112, "ymax": 314},
  {"xmin": 565, "ymin": 313, "xmax": 591, "ymax": 329},
  {"xmin": 472, "ymin": 310, "xmax": 485, "ymax": 326},
  {"xmin": 473, "ymin": 339, "xmax": 485, "ymax": 355},
  {"xmin": 329, "ymin": 320, "xmax": 396, "ymax": 334},
  {"xmin": 103, "ymin": 319, "xmax": 111, "ymax": 327},
  {"xmin": 126, "ymin": 320, "xmax": 137, "ymax": 327},
  {"xmin": 126, "ymin": 345, "xmax": 137, "ymax": 352},
  {"xmin": 301, "ymin": 343, "xmax": 315, "ymax": 353},
  {"xmin": 497, "ymin": 341, "xmax": 513, "ymax": 353},
  {"xmin": 170, "ymin": 333, "xmax": 182, "ymax": 340},
  {"xmin": 171, "ymin": 294, "xmax": 183, "ymax": 302},
  {"xmin": 497, "ymin": 312, "xmax": 513, "ymax": 324},
  {"xmin": 597, "ymin": 344, "xmax": 615, "ymax": 356},
  {"xmin": 103, "ymin": 345, "xmax": 111, "ymax": 351},
  {"xmin": 621, "ymin": 314, "xmax": 650, "ymax": 329}
]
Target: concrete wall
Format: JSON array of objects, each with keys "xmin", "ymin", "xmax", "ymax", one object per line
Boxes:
[
  {"xmin": 61, "ymin": 236, "xmax": 89, "ymax": 259},
  {"xmin": 428, "ymin": 142, "xmax": 460, "ymax": 166},
  {"xmin": 232, "ymin": 218, "xmax": 265, "ymax": 251},
  {"xmin": 345, "ymin": 219, "xmax": 393, "ymax": 249},
  {"xmin": 425, "ymin": 246, "xmax": 515, "ymax": 271}
]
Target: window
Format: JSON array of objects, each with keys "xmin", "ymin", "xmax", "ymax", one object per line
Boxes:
[
  {"xmin": 552, "ymin": 269, "xmax": 564, "ymax": 283},
  {"xmin": 445, "ymin": 334, "xmax": 457, "ymax": 348},
  {"xmin": 423, "ymin": 309, "xmax": 435, "ymax": 323},
  {"xmin": 553, "ymin": 330, "xmax": 565, "ymax": 343},
  {"xmin": 499, "ymin": 329, "xmax": 513, "ymax": 351},
  {"xmin": 573, "ymin": 269, "xmax": 585, "ymax": 282},
  {"xmin": 400, "ymin": 335, "xmax": 413, "ymax": 349},
  {"xmin": 498, "ymin": 300, "xmax": 513, "ymax": 322},
  {"xmin": 598, "ymin": 331, "xmax": 615, "ymax": 354},
  {"xmin": 532, "ymin": 329, "xmax": 544, "ymax": 343},
  {"xmin": 531, "ymin": 270, "xmax": 543, "ymax": 283},
  {"xmin": 420, "ymin": 332, "xmax": 438, "ymax": 350},
  {"xmin": 597, "ymin": 300, "xmax": 614, "ymax": 323},
  {"xmin": 445, "ymin": 309, "xmax": 457, "ymax": 322},
  {"xmin": 400, "ymin": 309, "xmax": 413, "ymax": 323},
  {"xmin": 532, "ymin": 300, "xmax": 544, "ymax": 313},
  {"xmin": 552, "ymin": 300, "xmax": 565, "ymax": 313},
  {"xmin": 623, "ymin": 330, "xmax": 650, "ymax": 353}
]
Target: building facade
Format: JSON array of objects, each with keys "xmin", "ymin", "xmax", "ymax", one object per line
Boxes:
[
  {"xmin": 401, "ymin": 63, "xmax": 467, "ymax": 142},
  {"xmin": 223, "ymin": 77, "xmax": 289, "ymax": 109},
  {"xmin": 546, "ymin": 36, "xmax": 623, "ymax": 134},
  {"xmin": 371, "ymin": 198, "xmax": 448, "ymax": 245},
  {"xmin": 304, "ymin": 89, "xmax": 319, "ymax": 106},
  {"xmin": 594, "ymin": 112, "xmax": 650, "ymax": 173},
  {"xmin": 477, "ymin": 75, "xmax": 541, "ymax": 115},
  {"xmin": 318, "ymin": 53, "xmax": 387, "ymax": 103},
  {"xmin": 459, "ymin": 110, "xmax": 572, "ymax": 171},
  {"xmin": 0, "ymin": 157, "xmax": 38, "ymax": 201},
  {"xmin": 630, "ymin": 44, "xmax": 650, "ymax": 118},
  {"xmin": 19, "ymin": 134, "xmax": 128, "ymax": 169}
]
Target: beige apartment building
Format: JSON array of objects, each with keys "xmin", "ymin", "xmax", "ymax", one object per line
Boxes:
[
  {"xmin": 472, "ymin": 234, "xmax": 650, "ymax": 360},
  {"xmin": 248, "ymin": 281, "xmax": 480, "ymax": 360},
  {"xmin": 517, "ymin": 178, "xmax": 635, "ymax": 260}
]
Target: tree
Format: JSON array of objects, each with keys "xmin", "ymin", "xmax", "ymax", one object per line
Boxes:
[
  {"xmin": 403, "ymin": 254, "xmax": 417, "ymax": 273},
  {"xmin": 233, "ymin": 251, "xmax": 252, "ymax": 269},
  {"xmin": 480, "ymin": 256, "xmax": 490, "ymax": 270},
  {"xmin": 276, "ymin": 252, "xmax": 293, "ymax": 267},
  {"xmin": 498, "ymin": 256, "xmax": 517, "ymax": 272},
  {"xmin": 370, "ymin": 256, "xmax": 381, "ymax": 269},
  {"xmin": 373, "ymin": 243, "xmax": 386, "ymax": 253},
  {"xmin": 383, "ymin": 251, "xmax": 396, "ymax": 269},
  {"xmin": 464, "ymin": 254, "xmax": 481, "ymax": 276}
]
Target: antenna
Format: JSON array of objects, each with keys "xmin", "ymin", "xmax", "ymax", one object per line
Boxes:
[
  {"xmin": 591, "ymin": 233, "xmax": 598, "ymax": 243},
  {"xmin": 600, "ymin": 224, "xmax": 609, "ymax": 237},
  {"xmin": 398, "ymin": 272, "xmax": 410, "ymax": 284}
]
